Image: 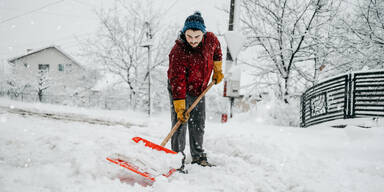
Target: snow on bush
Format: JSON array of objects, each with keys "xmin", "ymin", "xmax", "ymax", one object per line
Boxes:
[{"xmin": 249, "ymin": 96, "xmax": 300, "ymax": 126}]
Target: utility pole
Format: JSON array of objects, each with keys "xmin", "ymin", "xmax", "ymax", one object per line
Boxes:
[
  {"xmin": 227, "ymin": 0, "xmax": 235, "ymax": 118},
  {"xmin": 141, "ymin": 21, "xmax": 152, "ymax": 116},
  {"xmin": 224, "ymin": 0, "xmax": 242, "ymax": 119},
  {"xmin": 227, "ymin": 0, "xmax": 235, "ymax": 59}
]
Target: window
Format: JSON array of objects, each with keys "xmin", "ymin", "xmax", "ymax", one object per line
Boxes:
[
  {"xmin": 38, "ymin": 64, "xmax": 49, "ymax": 71},
  {"xmin": 58, "ymin": 64, "xmax": 64, "ymax": 72},
  {"xmin": 65, "ymin": 63, "xmax": 72, "ymax": 72}
]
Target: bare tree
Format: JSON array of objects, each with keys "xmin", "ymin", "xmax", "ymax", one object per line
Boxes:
[
  {"xmin": 81, "ymin": 0, "xmax": 176, "ymax": 110},
  {"xmin": 241, "ymin": 0, "xmax": 340, "ymax": 102},
  {"xmin": 6, "ymin": 63, "xmax": 49, "ymax": 101},
  {"xmin": 37, "ymin": 70, "xmax": 49, "ymax": 102},
  {"xmin": 338, "ymin": 0, "xmax": 384, "ymax": 69},
  {"xmin": 311, "ymin": 0, "xmax": 384, "ymax": 81}
]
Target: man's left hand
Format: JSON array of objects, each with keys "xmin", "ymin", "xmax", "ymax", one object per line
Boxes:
[{"xmin": 212, "ymin": 61, "xmax": 224, "ymax": 84}]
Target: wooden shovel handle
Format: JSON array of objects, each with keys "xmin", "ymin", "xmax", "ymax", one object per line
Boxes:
[{"xmin": 160, "ymin": 80, "xmax": 216, "ymax": 147}]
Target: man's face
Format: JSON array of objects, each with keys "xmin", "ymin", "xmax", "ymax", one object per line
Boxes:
[{"xmin": 185, "ymin": 29, "xmax": 203, "ymax": 48}]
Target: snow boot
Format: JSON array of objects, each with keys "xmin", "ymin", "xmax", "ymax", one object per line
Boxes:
[{"xmin": 191, "ymin": 155, "xmax": 215, "ymax": 167}]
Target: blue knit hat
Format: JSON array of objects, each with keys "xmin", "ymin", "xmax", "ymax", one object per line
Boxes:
[{"xmin": 182, "ymin": 11, "xmax": 206, "ymax": 34}]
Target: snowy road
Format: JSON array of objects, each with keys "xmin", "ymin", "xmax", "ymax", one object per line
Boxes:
[{"xmin": 0, "ymin": 99, "xmax": 384, "ymax": 192}]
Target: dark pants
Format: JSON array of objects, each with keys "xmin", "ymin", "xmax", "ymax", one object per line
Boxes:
[{"xmin": 168, "ymin": 83, "xmax": 206, "ymax": 159}]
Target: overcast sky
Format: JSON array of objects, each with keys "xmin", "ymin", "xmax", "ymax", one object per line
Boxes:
[{"xmin": 0, "ymin": 0, "xmax": 229, "ymax": 71}]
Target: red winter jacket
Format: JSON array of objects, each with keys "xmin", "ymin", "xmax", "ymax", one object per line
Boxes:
[{"xmin": 168, "ymin": 32, "xmax": 222, "ymax": 100}]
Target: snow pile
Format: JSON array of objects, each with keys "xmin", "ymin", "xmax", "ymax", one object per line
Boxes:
[{"xmin": 247, "ymin": 96, "xmax": 300, "ymax": 126}]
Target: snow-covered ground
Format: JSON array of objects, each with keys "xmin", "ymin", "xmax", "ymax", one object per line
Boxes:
[{"xmin": 0, "ymin": 97, "xmax": 383, "ymax": 192}]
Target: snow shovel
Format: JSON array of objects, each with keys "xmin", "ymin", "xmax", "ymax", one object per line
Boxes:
[{"xmin": 107, "ymin": 80, "xmax": 216, "ymax": 181}]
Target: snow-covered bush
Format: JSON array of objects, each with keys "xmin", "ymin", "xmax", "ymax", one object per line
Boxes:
[{"xmin": 248, "ymin": 95, "xmax": 300, "ymax": 127}]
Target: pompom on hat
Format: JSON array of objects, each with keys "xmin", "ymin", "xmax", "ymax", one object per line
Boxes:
[{"xmin": 182, "ymin": 11, "xmax": 206, "ymax": 34}]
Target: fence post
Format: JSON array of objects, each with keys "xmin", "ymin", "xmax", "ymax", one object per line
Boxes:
[
  {"xmin": 345, "ymin": 74, "xmax": 350, "ymax": 119},
  {"xmin": 300, "ymin": 94, "xmax": 305, "ymax": 127},
  {"xmin": 345, "ymin": 73, "xmax": 355, "ymax": 119},
  {"xmin": 350, "ymin": 73, "xmax": 356, "ymax": 118}
]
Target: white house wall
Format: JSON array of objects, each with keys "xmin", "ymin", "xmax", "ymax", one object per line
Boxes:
[
  {"xmin": 13, "ymin": 47, "xmax": 81, "ymax": 76},
  {"xmin": 10, "ymin": 47, "xmax": 87, "ymax": 95}
]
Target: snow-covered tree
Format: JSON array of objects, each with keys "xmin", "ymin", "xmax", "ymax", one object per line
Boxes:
[
  {"xmin": 37, "ymin": 69, "xmax": 49, "ymax": 102},
  {"xmin": 241, "ymin": 0, "xmax": 342, "ymax": 102},
  {"xmin": 338, "ymin": 0, "xmax": 384, "ymax": 70},
  {"xmin": 81, "ymin": 0, "xmax": 177, "ymax": 111},
  {"xmin": 7, "ymin": 62, "xmax": 39, "ymax": 99},
  {"xmin": 307, "ymin": 0, "xmax": 384, "ymax": 80}
]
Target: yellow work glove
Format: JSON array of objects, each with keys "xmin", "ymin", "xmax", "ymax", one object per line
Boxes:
[
  {"xmin": 212, "ymin": 61, "xmax": 224, "ymax": 84},
  {"xmin": 173, "ymin": 100, "xmax": 189, "ymax": 123}
]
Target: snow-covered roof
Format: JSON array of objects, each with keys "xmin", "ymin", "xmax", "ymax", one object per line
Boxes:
[{"xmin": 7, "ymin": 45, "xmax": 83, "ymax": 68}]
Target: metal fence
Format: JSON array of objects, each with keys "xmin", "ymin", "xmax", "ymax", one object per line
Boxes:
[{"xmin": 300, "ymin": 70, "xmax": 384, "ymax": 127}]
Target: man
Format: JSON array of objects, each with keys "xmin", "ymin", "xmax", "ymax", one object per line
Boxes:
[{"xmin": 167, "ymin": 11, "xmax": 224, "ymax": 168}]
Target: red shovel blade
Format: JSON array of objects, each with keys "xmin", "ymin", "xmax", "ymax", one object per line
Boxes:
[
  {"xmin": 106, "ymin": 156, "xmax": 177, "ymax": 181},
  {"xmin": 132, "ymin": 137, "xmax": 177, "ymax": 154},
  {"xmin": 106, "ymin": 137, "xmax": 178, "ymax": 182}
]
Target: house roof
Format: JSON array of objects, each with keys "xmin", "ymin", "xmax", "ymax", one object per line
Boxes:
[{"xmin": 8, "ymin": 45, "xmax": 83, "ymax": 68}]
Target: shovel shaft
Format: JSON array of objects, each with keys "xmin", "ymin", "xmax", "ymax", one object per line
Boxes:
[{"xmin": 160, "ymin": 80, "xmax": 216, "ymax": 147}]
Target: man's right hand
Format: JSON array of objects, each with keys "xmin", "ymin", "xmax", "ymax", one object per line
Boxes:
[{"xmin": 173, "ymin": 100, "xmax": 189, "ymax": 123}]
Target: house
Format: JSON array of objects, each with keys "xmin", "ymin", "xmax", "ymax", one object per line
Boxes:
[
  {"xmin": 8, "ymin": 45, "xmax": 83, "ymax": 76},
  {"xmin": 7, "ymin": 45, "xmax": 94, "ymax": 100}
]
